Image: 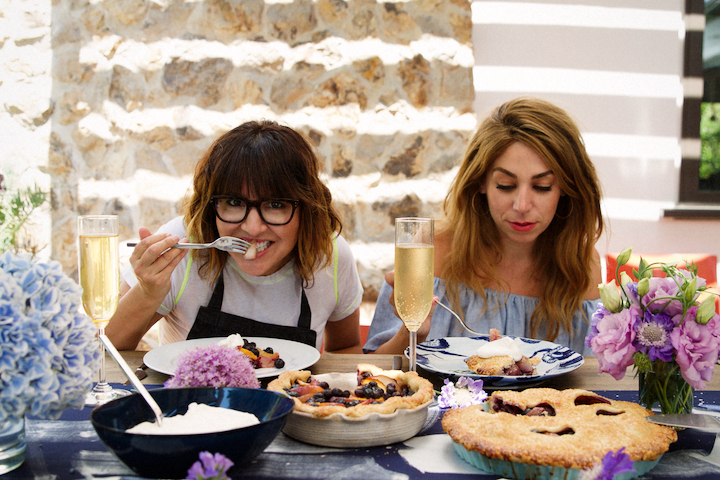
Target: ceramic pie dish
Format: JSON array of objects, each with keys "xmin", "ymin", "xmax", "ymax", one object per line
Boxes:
[
  {"xmin": 267, "ymin": 364, "xmax": 434, "ymax": 448},
  {"xmin": 442, "ymin": 388, "xmax": 677, "ymax": 480}
]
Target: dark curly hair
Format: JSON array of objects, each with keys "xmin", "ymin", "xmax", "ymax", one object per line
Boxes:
[{"xmin": 183, "ymin": 120, "xmax": 342, "ymax": 287}]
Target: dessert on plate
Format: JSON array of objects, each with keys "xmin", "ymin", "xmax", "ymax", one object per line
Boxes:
[
  {"xmin": 218, "ymin": 334, "xmax": 285, "ymax": 369},
  {"xmin": 465, "ymin": 329, "xmax": 540, "ymax": 376},
  {"xmin": 442, "ymin": 388, "xmax": 677, "ymax": 479}
]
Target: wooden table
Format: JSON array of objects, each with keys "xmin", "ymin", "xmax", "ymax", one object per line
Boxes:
[{"xmin": 107, "ymin": 350, "xmax": 720, "ymax": 392}]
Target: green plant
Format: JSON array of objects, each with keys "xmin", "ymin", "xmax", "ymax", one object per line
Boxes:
[
  {"xmin": 0, "ymin": 173, "xmax": 48, "ymax": 253},
  {"xmin": 700, "ymin": 103, "xmax": 720, "ymax": 184}
]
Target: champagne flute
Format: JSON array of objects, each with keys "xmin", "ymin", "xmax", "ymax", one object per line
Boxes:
[
  {"xmin": 394, "ymin": 217, "xmax": 434, "ymax": 372},
  {"xmin": 78, "ymin": 215, "xmax": 130, "ymax": 406}
]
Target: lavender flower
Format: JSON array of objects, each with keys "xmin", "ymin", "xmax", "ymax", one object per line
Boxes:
[
  {"xmin": 0, "ymin": 251, "xmax": 100, "ymax": 423},
  {"xmin": 633, "ymin": 310, "xmax": 674, "ymax": 362},
  {"xmin": 438, "ymin": 376, "xmax": 487, "ymax": 409},
  {"xmin": 186, "ymin": 451, "xmax": 233, "ymax": 480},
  {"xmin": 165, "ymin": 344, "xmax": 260, "ymax": 389},
  {"xmin": 580, "ymin": 447, "xmax": 635, "ymax": 480}
]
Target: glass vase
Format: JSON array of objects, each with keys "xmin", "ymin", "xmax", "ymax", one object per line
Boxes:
[
  {"xmin": 638, "ymin": 361, "xmax": 693, "ymax": 414},
  {"xmin": 0, "ymin": 416, "xmax": 25, "ymax": 475}
]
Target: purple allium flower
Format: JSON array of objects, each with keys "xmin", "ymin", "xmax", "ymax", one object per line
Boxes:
[
  {"xmin": 580, "ymin": 447, "xmax": 635, "ymax": 480},
  {"xmin": 670, "ymin": 311, "xmax": 720, "ymax": 390},
  {"xmin": 438, "ymin": 376, "xmax": 487, "ymax": 409},
  {"xmin": 186, "ymin": 451, "xmax": 233, "ymax": 480},
  {"xmin": 633, "ymin": 310, "xmax": 674, "ymax": 362},
  {"xmin": 588, "ymin": 304, "xmax": 641, "ymax": 380},
  {"xmin": 165, "ymin": 344, "xmax": 260, "ymax": 389}
]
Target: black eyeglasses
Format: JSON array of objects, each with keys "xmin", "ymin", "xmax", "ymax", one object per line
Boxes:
[{"xmin": 210, "ymin": 196, "xmax": 300, "ymax": 225}]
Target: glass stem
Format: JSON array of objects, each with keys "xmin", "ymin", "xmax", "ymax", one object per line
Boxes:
[
  {"xmin": 409, "ymin": 330, "xmax": 417, "ymax": 372},
  {"xmin": 93, "ymin": 326, "xmax": 111, "ymax": 394}
]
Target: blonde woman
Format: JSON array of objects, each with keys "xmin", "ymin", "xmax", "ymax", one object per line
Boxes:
[{"xmin": 365, "ymin": 98, "xmax": 603, "ymax": 355}]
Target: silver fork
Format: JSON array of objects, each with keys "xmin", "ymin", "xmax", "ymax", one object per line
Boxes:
[
  {"xmin": 434, "ymin": 298, "xmax": 484, "ymax": 336},
  {"xmin": 128, "ymin": 236, "xmax": 249, "ymax": 254}
]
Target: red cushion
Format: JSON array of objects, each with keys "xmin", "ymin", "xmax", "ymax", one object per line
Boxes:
[{"xmin": 605, "ymin": 253, "xmax": 718, "ymax": 312}]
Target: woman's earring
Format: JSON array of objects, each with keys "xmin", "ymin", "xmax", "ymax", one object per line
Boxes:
[
  {"xmin": 555, "ymin": 198, "xmax": 574, "ymax": 219},
  {"xmin": 471, "ymin": 191, "xmax": 489, "ymax": 217}
]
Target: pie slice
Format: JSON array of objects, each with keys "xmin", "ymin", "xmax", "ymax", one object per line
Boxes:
[
  {"xmin": 465, "ymin": 354, "xmax": 540, "ymax": 376},
  {"xmin": 465, "ymin": 329, "xmax": 540, "ymax": 376}
]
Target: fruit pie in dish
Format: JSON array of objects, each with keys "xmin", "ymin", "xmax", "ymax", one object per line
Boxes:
[{"xmin": 267, "ymin": 363, "xmax": 434, "ymax": 447}]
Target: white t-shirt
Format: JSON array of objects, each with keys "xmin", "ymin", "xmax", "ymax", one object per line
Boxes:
[{"xmin": 122, "ymin": 217, "xmax": 363, "ymax": 350}]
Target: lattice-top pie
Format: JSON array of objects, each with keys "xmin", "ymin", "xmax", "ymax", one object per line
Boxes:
[
  {"xmin": 442, "ymin": 388, "xmax": 677, "ymax": 471},
  {"xmin": 267, "ymin": 363, "xmax": 434, "ymax": 418}
]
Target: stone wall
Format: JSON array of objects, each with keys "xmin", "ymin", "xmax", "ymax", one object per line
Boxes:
[{"xmin": 1, "ymin": 0, "xmax": 476, "ymax": 301}]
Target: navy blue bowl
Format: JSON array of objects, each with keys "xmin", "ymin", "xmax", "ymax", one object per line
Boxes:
[{"xmin": 90, "ymin": 387, "xmax": 294, "ymax": 479}]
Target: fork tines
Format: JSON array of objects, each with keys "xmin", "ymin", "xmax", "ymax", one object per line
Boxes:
[{"xmin": 229, "ymin": 238, "xmax": 249, "ymax": 253}]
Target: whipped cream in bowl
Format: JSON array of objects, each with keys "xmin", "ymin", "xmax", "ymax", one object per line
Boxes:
[{"xmin": 127, "ymin": 402, "xmax": 259, "ymax": 435}]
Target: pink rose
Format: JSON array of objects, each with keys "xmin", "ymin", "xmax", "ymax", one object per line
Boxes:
[
  {"xmin": 670, "ymin": 317, "xmax": 720, "ymax": 390},
  {"xmin": 590, "ymin": 305, "xmax": 641, "ymax": 380},
  {"xmin": 643, "ymin": 277, "xmax": 683, "ymax": 318},
  {"xmin": 705, "ymin": 313, "xmax": 720, "ymax": 339}
]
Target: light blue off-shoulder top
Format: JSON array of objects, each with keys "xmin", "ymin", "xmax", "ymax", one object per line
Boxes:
[{"xmin": 364, "ymin": 277, "xmax": 598, "ymax": 356}]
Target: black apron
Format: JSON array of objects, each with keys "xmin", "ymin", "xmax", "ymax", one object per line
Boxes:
[{"xmin": 186, "ymin": 271, "xmax": 317, "ymax": 347}]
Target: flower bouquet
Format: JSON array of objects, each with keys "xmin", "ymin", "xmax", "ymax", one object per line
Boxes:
[
  {"xmin": 0, "ymin": 251, "xmax": 100, "ymax": 423},
  {"xmin": 0, "ymin": 251, "xmax": 100, "ymax": 473},
  {"xmin": 585, "ymin": 247, "xmax": 720, "ymax": 414}
]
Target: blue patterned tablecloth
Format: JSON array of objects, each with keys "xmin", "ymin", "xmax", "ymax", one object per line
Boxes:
[{"xmin": 6, "ymin": 387, "xmax": 720, "ymax": 479}]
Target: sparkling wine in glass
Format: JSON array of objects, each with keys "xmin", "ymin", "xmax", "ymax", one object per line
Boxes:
[
  {"xmin": 394, "ymin": 217, "xmax": 434, "ymax": 372},
  {"xmin": 78, "ymin": 215, "xmax": 130, "ymax": 405}
]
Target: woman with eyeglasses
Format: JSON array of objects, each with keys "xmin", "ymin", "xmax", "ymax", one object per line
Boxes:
[{"xmin": 106, "ymin": 120, "xmax": 364, "ymax": 353}]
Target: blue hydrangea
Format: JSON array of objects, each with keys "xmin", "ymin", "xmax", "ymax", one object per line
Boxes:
[{"xmin": 0, "ymin": 251, "xmax": 100, "ymax": 422}]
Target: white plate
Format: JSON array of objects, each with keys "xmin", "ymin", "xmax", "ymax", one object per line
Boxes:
[
  {"xmin": 144, "ymin": 337, "xmax": 321, "ymax": 379},
  {"xmin": 406, "ymin": 336, "xmax": 583, "ymax": 389}
]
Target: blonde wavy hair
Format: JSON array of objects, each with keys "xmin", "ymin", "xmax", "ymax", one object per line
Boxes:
[
  {"xmin": 182, "ymin": 120, "xmax": 341, "ymax": 287},
  {"xmin": 440, "ymin": 98, "xmax": 603, "ymax": 341}
]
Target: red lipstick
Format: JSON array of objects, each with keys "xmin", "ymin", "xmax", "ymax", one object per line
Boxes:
[{"xmin": 510, "ymin": 222, "xmax": 536, "ymax": 232}]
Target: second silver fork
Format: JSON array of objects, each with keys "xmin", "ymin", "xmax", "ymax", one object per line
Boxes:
[{"xmin": 434, "ymin": 299, "xmax": 484, "ymax": 336}]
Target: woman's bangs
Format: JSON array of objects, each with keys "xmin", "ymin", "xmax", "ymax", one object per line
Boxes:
[{"xmin": 212, "ymin": 151, "xmax": 299, "ymax": 200}]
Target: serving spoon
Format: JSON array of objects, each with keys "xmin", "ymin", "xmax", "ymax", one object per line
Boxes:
[{"xmin": 99, "ymin": 334, "xmax": 163, "ymax": 427}]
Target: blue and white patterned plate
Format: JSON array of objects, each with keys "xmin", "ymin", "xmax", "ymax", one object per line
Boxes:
[{"xmin": 405, "ymin": 336, "xmax": 583, "ymax": 389}]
